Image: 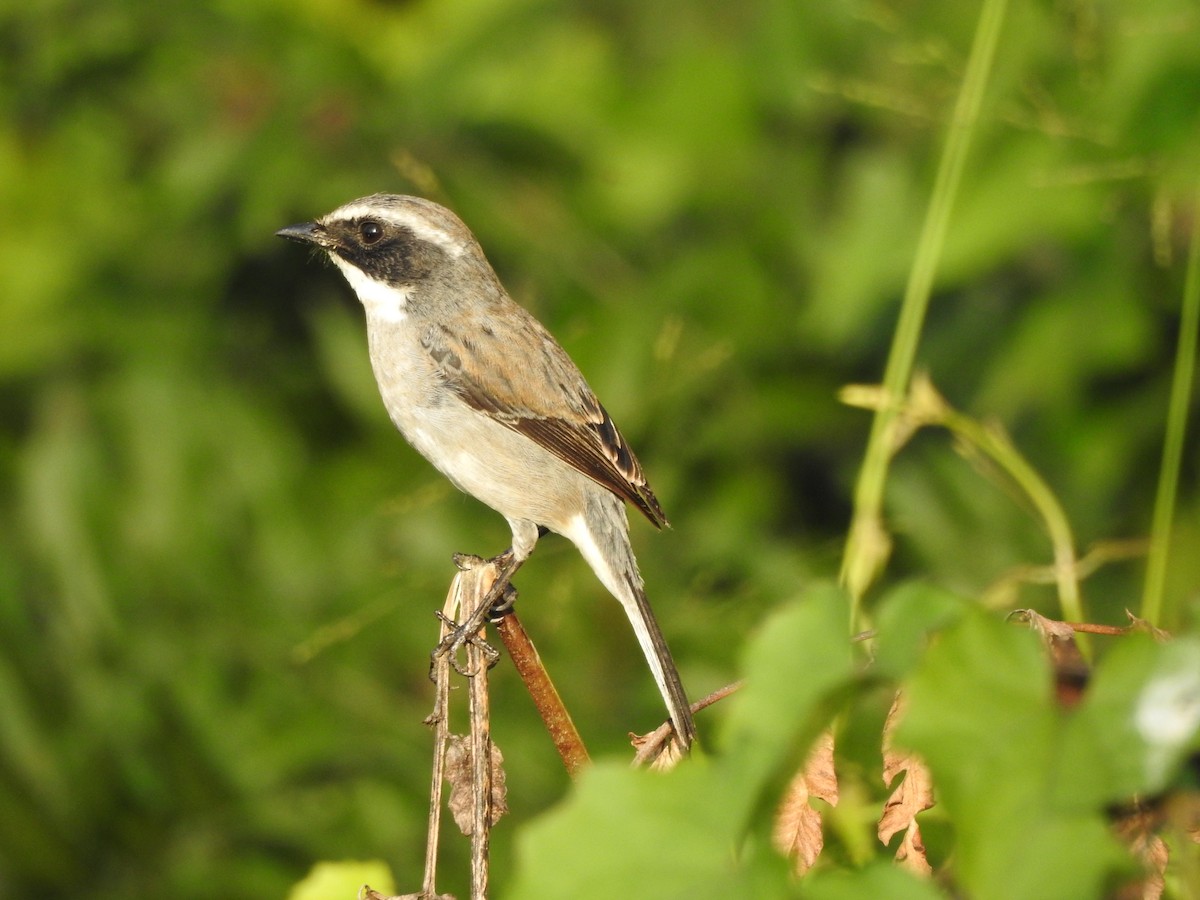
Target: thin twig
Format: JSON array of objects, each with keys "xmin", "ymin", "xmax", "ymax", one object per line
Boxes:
[
  {"xmin": 1068, "ymin": 622, "xmax": 1131, "ymax": 636},
  {"xmin": 494, "ymin": 609, "xmax": 591, "ymax": 778},
  {"xmin": 631, "ymin": 681, "xmax": 742, "ymax": 767}
]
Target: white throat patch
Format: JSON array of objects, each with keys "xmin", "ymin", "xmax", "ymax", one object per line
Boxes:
[{"xmin": 331, "ymin": 257, "xmax": 410, "ymax": 324}]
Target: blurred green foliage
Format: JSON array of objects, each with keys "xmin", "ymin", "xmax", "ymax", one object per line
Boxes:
[
  {"xmin": 511, "ymin": 583, "xmax": 1198, "ymax": 899},
  {"xmin": 1, "ymin": 0, "xmax": 1199, "ymax": 897}
]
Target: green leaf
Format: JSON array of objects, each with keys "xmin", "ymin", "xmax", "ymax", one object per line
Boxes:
[
  {"xmin": 287, "ymin": 860, "xmax": 396, "ymax": 900},
  {"xmin": 872, "ymin": 580, "xmax": 970, "ymax": 680},
  {"xmin": 508, "ymin": 585, "xmax": 857, "ymax": 898},
  {"xmin": 721, "ymin": 583, "xmax": 856, "ymax": 788},
  {"xmin": 508, "ymin": 761, "xmax": 782, "ymax": 900},
  {"xmin": 897, "ymin": 612, "xmax": 1127, "ymax": 900},
  {"xmin": 1055, "ymin": 635, "xmax": 1200, "ymax": 806},
  {"xmin": 801, "ymin": 862, "xmax": 947, "ymax": 900}
]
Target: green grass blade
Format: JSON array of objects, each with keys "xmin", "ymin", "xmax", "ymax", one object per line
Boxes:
[
  {"xmin": 841, "ymin": 0, "xmax": 1010, "ymax": 628},
  {"xmin": 1141, "ymin": 183, "xmax": 1200, "ymax": 627}
]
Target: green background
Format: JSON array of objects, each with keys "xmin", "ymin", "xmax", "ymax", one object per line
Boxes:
[{"xmin": 2, "ymin": 0, "xmax": 1198, "ymax": 896}]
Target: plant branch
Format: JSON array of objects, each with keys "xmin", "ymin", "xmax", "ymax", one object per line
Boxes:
[{"xmin": 493, "ymin": 609, "xmax": 591, "ymax": 778}]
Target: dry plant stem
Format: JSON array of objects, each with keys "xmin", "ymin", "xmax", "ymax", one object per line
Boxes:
[
  {"xmin": 493, "ymin": 609, "xmax": 591, "ymax": 778},
  {"xmin": 421, "ymin": 565, "xmax": 498, "ymax": 900},
  {"xmin": 840, "ymin": 0, "xmax": 1009, "ymax": 624},
  {"xmin": 1069, "ymin": 622, "xmax": 1131, "ymax": 637},
  {"xmin": 419, "ymin": 580, "xmax": 461, "ymax": 899},
  {"xmin": 460, "ymin": 566, "xmax": 497, "ymax": 900}
]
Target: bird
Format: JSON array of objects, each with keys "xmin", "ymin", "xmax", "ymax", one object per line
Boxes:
[{"xmin": 276, "ymin": 193, "xmax": 697, "ymax": 751}]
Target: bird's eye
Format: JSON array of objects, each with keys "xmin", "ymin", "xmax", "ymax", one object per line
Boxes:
[{"xmin": 359, "ymin": 220, "xmax": 383, "ymax": 244}]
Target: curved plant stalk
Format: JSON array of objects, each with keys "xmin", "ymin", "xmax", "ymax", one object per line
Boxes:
[
  {"xmin": 937, "ymin": 403, "xmax": 1085, "ymax": 630},
  {"xmin": 845, "ymin": 376, "xmax": 1089, "ymax": 640}
]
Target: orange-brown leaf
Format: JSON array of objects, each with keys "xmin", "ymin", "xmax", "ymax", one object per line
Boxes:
[
  {"xmin": 879, "ymin": 692, "xmax": 934, "ymax": 875},
  {"xmin": 772, "ymin": 731, "xmax": 838, "ymax": 875},
  {"xmin": 1124, "ymin": 609, "xmax": 1171, "ymax": 643},
  {"xmin": 444, "ymin": 734, "xmax": 508, "ymax": 835},
  {"xmin": 1111, "ymin": 806, "xmax": 1169, "ymax": 900}
]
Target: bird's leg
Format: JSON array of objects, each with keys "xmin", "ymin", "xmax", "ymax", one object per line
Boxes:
[{"xmin": 433, "ymin": 549, "xmax": 525, "ymax": 674}]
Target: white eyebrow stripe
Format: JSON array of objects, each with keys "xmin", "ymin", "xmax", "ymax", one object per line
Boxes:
[{"xmin": 326, "ymin": 202, "xmax": 466, "ymax": 257}]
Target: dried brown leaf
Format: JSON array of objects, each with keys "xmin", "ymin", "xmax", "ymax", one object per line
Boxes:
[
  {"xmin": 649, "ymin": 737, "xmax": 687, "ymax": 771},
  {"xmin": 1009, "ymin": 609, "xmax": 1089, "ymax": 704},
  {"xmin": 879, "ymin": 693, "xmax": 934, "ymax": 875},
  {"xmin": 772, "ymin": 731, "xmax": 838, "ymax": 875},
  {"xmin": 630, "ymin": 725, "xmax": 688, "ymax": 770},
  {"xmin": 1124, "ymin": 610, "xmax": 1172, "ymax": 643},
  {"xmin": 894, "ymin": 820, "xmax": 931, "ymax": 875},
  {"xmin": 1010, "ymin": 608, "xmax": 1077, "ymax": 644},
  {"xmin": 444, "ymin": 734, "xmax": 508, "ymax": 835},
  {"xmin": 1112, "ymin": 807, "xmax": 1169, "ymax": 900}
]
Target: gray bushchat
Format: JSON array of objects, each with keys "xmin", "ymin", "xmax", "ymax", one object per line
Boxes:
[{"xmin": 276, "ymin": 194, "xmax": 697, "ymax": 750}]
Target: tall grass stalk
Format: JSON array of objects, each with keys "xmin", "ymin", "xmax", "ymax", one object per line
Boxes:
[
  {"xmin": 1141, "ymin": 184, "xmax": 1200, "ymax": 627},
  {"xmin": 841, "ymin": 0, "xmax": 1009, "ymax": 631}
]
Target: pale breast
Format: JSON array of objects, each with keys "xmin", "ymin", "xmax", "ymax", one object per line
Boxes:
[{"xmin": 364, "ymin": 315, "xmax": 591, "ymax": 531}]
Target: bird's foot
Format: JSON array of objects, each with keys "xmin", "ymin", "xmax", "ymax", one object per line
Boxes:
[
  {"xmin": 486, "ymin": 582, "xmax": 518, "ymax": 623},
  {"xmin": 432, "ymin": 549, "xmax": 520, "ymax": 676},
  {"xmin": 432, "ymin": 610, "xmax": 500, "ymax": 676}
]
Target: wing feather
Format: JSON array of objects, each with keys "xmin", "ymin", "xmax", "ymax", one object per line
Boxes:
[{"xmin": 419, "ymin": 310, "xmax": 668, "ymax": 528}]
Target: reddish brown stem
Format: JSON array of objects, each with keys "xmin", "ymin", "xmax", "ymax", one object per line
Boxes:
[{"xmin": 494, "ymin": 609, "xmax": 591, "ymax": 778}]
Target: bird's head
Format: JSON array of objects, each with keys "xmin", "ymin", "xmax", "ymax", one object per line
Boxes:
[{"xmin": 276, "ymin": 193, "xmax": 489, "ymax": 323}]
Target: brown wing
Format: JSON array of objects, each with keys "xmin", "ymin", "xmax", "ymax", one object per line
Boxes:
[
  {"xmin": 511, "ymin": 396, "xmax": 668, "ymax": 528},
  {"xmin": 419, "ymin": 311, "xmax": 669, "ymax": 528}
]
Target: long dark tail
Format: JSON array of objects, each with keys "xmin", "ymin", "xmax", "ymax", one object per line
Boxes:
[
  {"xmin": 567, "ymin": 492, "xmax": 697, "ymax": 750},
  {"xmin": 620, "ymin": 571, "xmax": 698, "ymax": 749}
]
